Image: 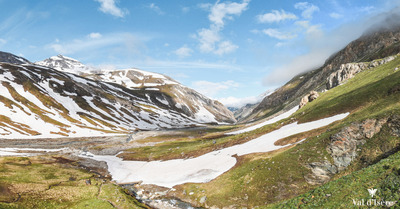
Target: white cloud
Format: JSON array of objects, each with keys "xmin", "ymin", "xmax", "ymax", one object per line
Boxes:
[
  {"xmin": 192, "ymin": 80, "xmax": 240, "ymax": 97},
  {"xmin": 294, "ymin": 2, "xmax": 319, "ymax": 19},
  {"xmin": 174, "ymin": 45, "xmax": 193, "ymax": 58},
  {"xmin": 218, "ymin": 89, "xmax": 274, "ymax": 108},
  {"xmin": 88, "ymin": 32, "xmax": 102, "ymax": 39},
  {"xmin": 96, "ymin": 64, "xmax": 118, "ymax": 70},
  {"xmin": 48, "ymin": 32, "xmax": 148, "ymax": 55},
  {"xmin": 133, "ymin": 57, "xmax": 243, "ymax": 72},
  {"xmin": 218, "ymin": 96, "xmax": 259, "ymax": 108},
  {"xmin": 257, "ymin": 10, "xmax": 297, "ymax": 23},
  {"xmin": 215, "ymin": 41, "xmax": 238, "ymax": 55},
  {"xmin": 295, "ymin": 20, "xmax": 322, "ymax": 36},
  {"xmin": 275, "ymin": 42, "xmax": 288, "ymax": 47},
  {"xmin": 198, "ymin": 3, "xmax": 212, "ymax": 10},
  {"xmin": 0, "ymin": 8, "xmax": 49, "ymax": 39},
  {"xmin": 263, "ymin": 50, "xmax": 330, "ymax": 86},
  {"xmin": 195, "ymin": 0, "xmax": 249, "ymax": 55},
  {"xmin": 197, "ymin": 27, "xmax": 221, "ymax": 53},
  {"xmin": 359, "ymin": 6, "xmax": 375, "ymax": 13},
  {"xmin": 0, "ymin": 38, "xmax": 6, "ymax": 46},
  {"xmin": 262, "ymin": 28, "xmax": 297, "ymax": 40},
  {"xmin": 135, "ymin": 59, "xmax": 242, "ymax": 71},
  {"xmin": 208, "ymin": 0, "xmax": 250, "ymax": 28},
  {"xmin": 182, "ymin": 6, "xmax": 190, "ymax": 13},
  {"xmin": 149, "ymin": 3, "xmax": 164, "ymax": 15},
  {"xmin": 95, "ymin": 0, "xmax": 127, "ymax": 18},
  {"xmin": 330, "ymin": 12, "xmax": 343, "ymax": 19}
]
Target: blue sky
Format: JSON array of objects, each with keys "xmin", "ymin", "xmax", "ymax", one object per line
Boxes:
[{"xmin": 0, "ymin": 0, "xmax": 399, "ymax": 108}]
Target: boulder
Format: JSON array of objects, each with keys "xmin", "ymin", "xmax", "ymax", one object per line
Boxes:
[
  {"xmin": 299, "ymin": 91, "xmax": 320, "ymax": 109},
  {"xmin": 199, "ymin": 196, "xmax": 207, "ymax": 204},
  {"xmin": 304, "ymin": 161, "xmax": 337, "ymax": 185}
]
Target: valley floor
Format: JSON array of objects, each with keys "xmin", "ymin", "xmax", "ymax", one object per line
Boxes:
[{"xmin": 2, "ymin": 55, "xmax": 400, "ymax": 208}]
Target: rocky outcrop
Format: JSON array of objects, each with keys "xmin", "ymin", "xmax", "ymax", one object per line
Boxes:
[
  {"xmin": 326, "ymin": 55, "xmax": 397, "ymax": 89},
  {"xmin": 388, "ymin": 115, "xmax": 400, "ymax": 137},
  {"xmin": 326, "ymin": 63, "xmax": 368, "ymax": 89},
  {"xmin": 304, "ymin": 161, "xmax": 338, "ymax": 185},
  {"xmin": 327, "ymin": 118, "xmax": 387, "ymax": 171},
  {"xmin": 299, "ymin": 91, "xmax": 319, "ymax": 109},
  {"xmin": 305, "ymin": 116, "xmax": 400, "ymax": 185}
]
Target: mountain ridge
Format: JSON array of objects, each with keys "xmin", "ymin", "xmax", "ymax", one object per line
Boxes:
[
  {"xmin": 243, "ymin": 21, "xmax": 400, "ymax": 123},
  {"xmin": 0, "ymin": 52, "xmax": 236, "ymax": 139},
  {"xmin": 35, "ymin": 54, "xmax": 236, "ymax": 125}
]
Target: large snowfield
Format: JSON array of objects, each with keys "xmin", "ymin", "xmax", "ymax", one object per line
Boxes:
[{"xmin": 85, "ymin": 112, "xmax": 349, "ymax": 188}]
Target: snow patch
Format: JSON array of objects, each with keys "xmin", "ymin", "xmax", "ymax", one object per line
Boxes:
[
  {"xmin": 86, "ymin": 112, "xmax": 349, "ymax": 188},
  {"xmin": 226, "ymin": 106, "xmax": 299, "ymax": 135}
]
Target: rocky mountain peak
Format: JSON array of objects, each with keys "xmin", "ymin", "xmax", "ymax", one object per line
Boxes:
[{"xmin": 35, "ymin": 54, "xmax": 95, "ymax": 74}]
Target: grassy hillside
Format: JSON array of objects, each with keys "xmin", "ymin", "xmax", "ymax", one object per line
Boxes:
[
  {"xmin": 296, "ymin": 56, "xmax": 400, "ymax": 123},
  {"xmin": 269, "ymin": 150, "xmax": 400, "ymax": 208},
  {"xmin": 0, "ymin": 155, "xmax": 148, "ymax": 209},
  {"xmin": 167, "ymin": 56, "xmax": 400, "ymax": 207}
]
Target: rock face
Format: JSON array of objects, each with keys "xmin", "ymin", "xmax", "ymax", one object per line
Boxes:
[
  {"xmin": 327, "ymin": 118, "xmax": 387, "ymax": 171},
  {"xmin": 299, "ymin": 91, "xmax": 319, "ymax": 109},
  {"xmin": 305, "ymin": 116, "xmax": 400, "ymax": 185},
  {"xmin": 326, "ymin": 55, "xmax": 397, "ymax": 89}
]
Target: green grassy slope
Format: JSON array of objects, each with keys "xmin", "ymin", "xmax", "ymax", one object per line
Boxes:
[
  {"xmin": 0, "ymin": 155, "xmax": 148, "ymax": 209},
  {"xmin": 169, "ymin": 56, "xmax": 400, "ymax": 208},
  {"xmin": 269, "ymin": 150, "xmax": 400, "ymax": 208},
  {"xmin": 296, "ymin": 56, "xmax": 400, "ymax": 123}
]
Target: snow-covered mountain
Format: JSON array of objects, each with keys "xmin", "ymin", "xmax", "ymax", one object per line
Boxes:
[
  {"xmin": 35, "ymin": 55, "xmax": 96, "ymax": 74},
  {"xmin": 0, "ymin": 52, "xmax": 235, "ymax": 139},
  {"xmin": 36, "ymin": 55, "xmax": 236, "ymax": 125}
]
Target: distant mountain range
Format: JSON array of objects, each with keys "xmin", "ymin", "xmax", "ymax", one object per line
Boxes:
[{"xmin": 0, "ymin": 52, "xmax": 235, "ymax": 138}]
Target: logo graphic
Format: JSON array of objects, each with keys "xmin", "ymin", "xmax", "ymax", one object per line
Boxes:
[
  {"xmin": 353, "ymin": 188, "xmax": 395, "ymax": 206},
  {"xmin": 368, "ymin": 188, "xmax": 377, "ymax": 198}
]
